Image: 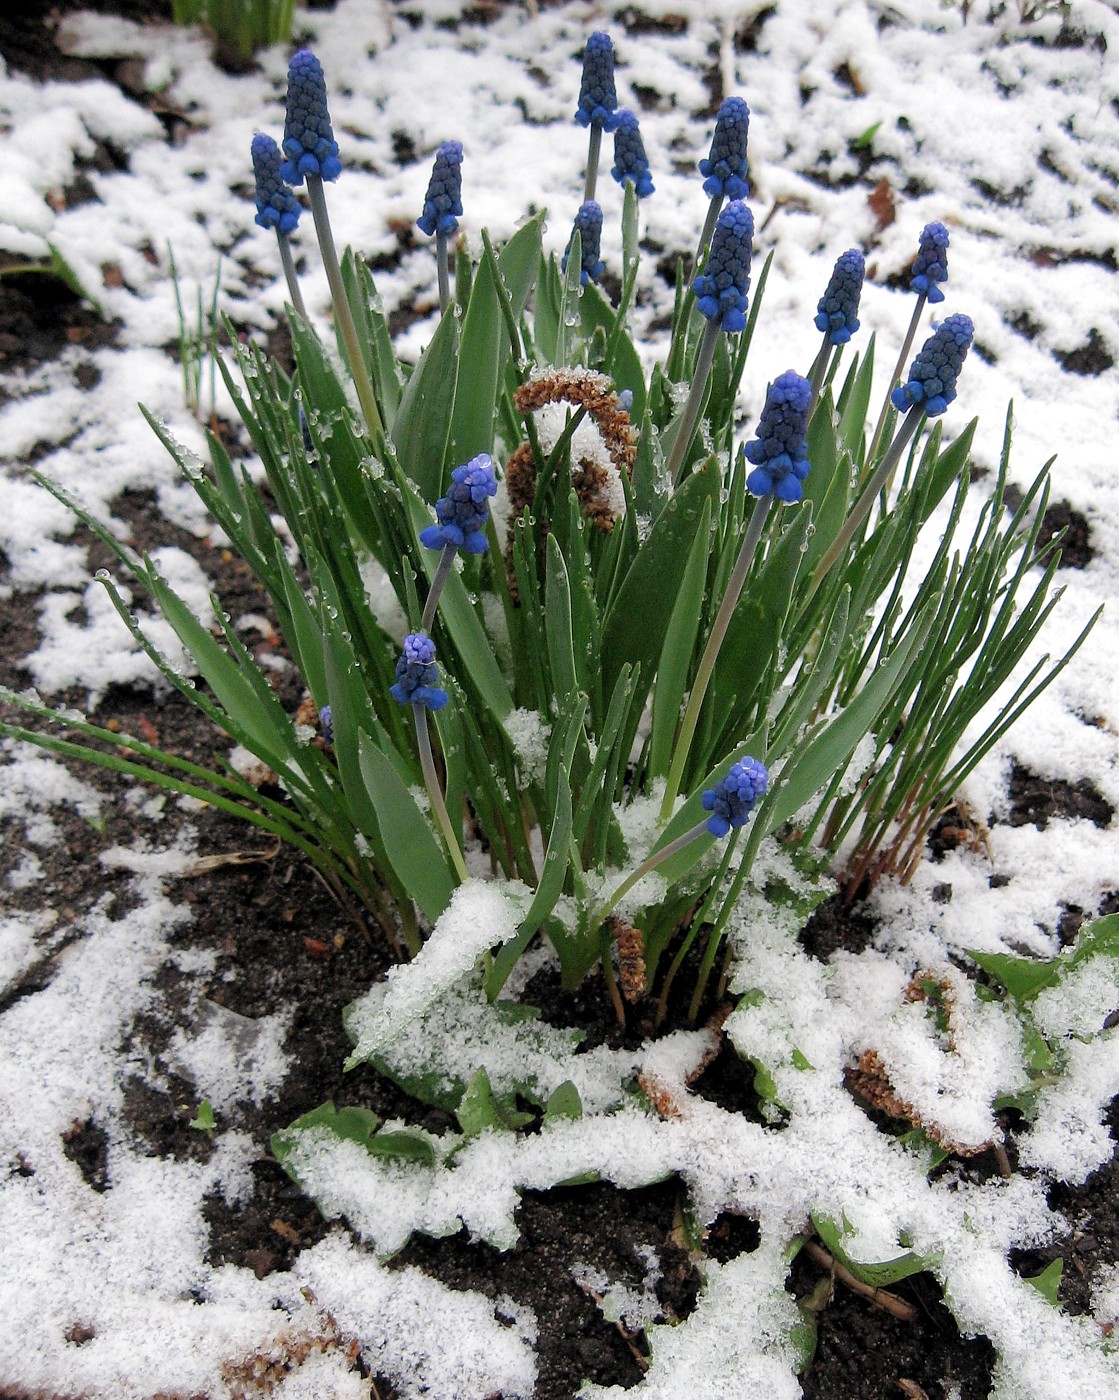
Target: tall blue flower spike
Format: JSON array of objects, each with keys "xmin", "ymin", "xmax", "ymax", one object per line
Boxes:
[
  {"xmin": 252, "ymin": 133, "xmax": 301, "ymax": 233},
  {"xmin": 744, "ymin": 371, "xmax": 813, "ymax": 502},
  {"xmin": 699, "ymin": 97, "xmax": 750, "ymax": 200},
  {"xmin": 692, "ymin": 200, "xmax": 754, "ymax": 332},
  {"xmin": 279, "ymin": 50, "xmax": 342, "ymax": 186},
  {"xmin": 814, "ymin": 249, "xmax": 865, "ymax": 345},
  {"xmin": 911, "ymin": 221, "xmax": 949, "ymax": 303},
  {"xmin": 702, "ymin": 758, "xmax": 769, "ymax": 838},
  {"xmin": 390, "ymin": 633, "xmax": 448, "ymax": 711},
  {"xmin": 417, "ymin": 140, "xmax": 464, "ymax": 238},
  {"xmin": 562, "ymin": 201, "xmax": 605, "ymax": 285},
  {"xmin": 575, "ymin": 32, "xmax": 620, "ymax": 131},
  {"xmin": 611, "ymin": 110, "xmax": 654, "ymax": 198},
  {"xmin": 892, "ymin": 313, "xmax": 974, "ymax": 417},
  {"xmin": 420, "ymin": 454, "xmax": 497, "ymax": 555}
]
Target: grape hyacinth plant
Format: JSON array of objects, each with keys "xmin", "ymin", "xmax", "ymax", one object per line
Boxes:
[{"xmin": 3, "ymin": 33, "xmax": 1104, "ymax": 1393}]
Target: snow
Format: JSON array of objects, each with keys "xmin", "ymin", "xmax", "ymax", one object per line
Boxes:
[{"xmin": 2, "ymin": 0, "xmax": 1119, "ymax": 1396}]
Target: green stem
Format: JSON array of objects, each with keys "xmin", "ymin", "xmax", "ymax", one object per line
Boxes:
[
  {"xmin": 807, "ymin": 330, "xmax": 833, "ymax": 407},
  {"xmin": 660, "ymin": 492, "xmax": 773, "ymax": 822},
  {"xmin": 436, "ymin": 230, "xmax": 451, "ymax": 315},
  {"xmin": 866, "ymin": 293, "xmax": 926, "ymax": 469},
  {"xmin": 305, "ymin": 174, "xmax": 385, "ymax": 441},
  {"xmin": 421, "ymin": 543, "xmax": 458, "ymax": 633},
  {"xmin": 805, "ymin": 407, "xmax": 922, "ymax": 601},
  {"xmin": 591, "ymin": 821, "xmax": 709, "ymax": 931},
  {"xmin": 694, "ymin": 193, "xmax": 723, "ymax": 270},
  {"xmin": 584, "ymin": 123, "xmax": 603, "ymax": 203},
  {"xmin": 664, "ymin": 318, "xmax": 721, "ymax": 485},
  {"xmin": 276, "ymin": 231, "xmax": 308, "ymax": 322},
  {"xmin": 413, "ymin": 701, "xmax": 470, "ymax": 884}
]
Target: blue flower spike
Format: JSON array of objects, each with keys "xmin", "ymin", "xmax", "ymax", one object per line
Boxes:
[
  {"xmin": 692, "ymin": 200, "xmax": 754, "ymax": 333},
  {"xmin": 575, "ymin": 32, "xmax": 620, "ymax": 132},
  {"xmin": 891, "ymin": 313, "xmax": 974, "ymax": 418},
  {"xmin": 702, "ymin": 758, "xmax": 769, "ymax": 838},
  {"xmin": 252, "ymin": 133, "xmax": 301, "ymax": 233},
  {"xmin": 563, "ymin": 201, "xmax": 605, "ymax": 286},
  {"xmin": 390, "ymin": 633, "xmax": 448, "ymax": 711},
  {"xmin": 911, "ymin": 221, "xmax": 949, "ymax": 303},
  {"xmin": 815, "ymin": 249, "xmax": 865, "ymax": 346},
  {"xmin": 744, "ymin": 371, "xmax": 813, "ymax": 503},
  {"xmin": 420, "ymin": 454, "xmax": 497, "ymax": 556},
  {"xmin": 318, "ymin": 704, "xmax": 333, "ymax": 746},
  {"xmin": 417, "ymin": 140, "xmax": 464, "ymax": 238},
  {"xmin": 280, "ymin": 49, "xmax": 342, "ymax": 186},
  {"xmin": 611, "ymin": 110, "xmax": 654, "ymax": 198},
  {"xmin": 700, "ymin": 97, "xmax": 750, "ymax": 201}
]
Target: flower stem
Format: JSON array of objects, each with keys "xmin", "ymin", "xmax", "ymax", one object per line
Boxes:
[
  {"xmin": 694, "ymin": 193, "xmax": 723, "ymax": 270},
  {"xmin": 305, "ymin": 174, "xmax": 385, "ymax": 441},
  {"xmin": 660, "ymin": 491, "xmax": 773, "ymax": 822},
  {"xmin": 435, "ymin": 230, "xmax": 451, "ymax": 315},
  {"xmin": 805, "ymin": 406, "xmax": 923, "ymax": 600},
  {"xmin": 807, "ymin": 329, "xmax": 833, "ymax": 407},
  {"xmin": 866, "ymin": 293, "xmax": 926, "ymax": 470},
  {"xmin": 276, "ymin": 231, "xmax": 308, "ymax": 323},
  {"xmin": 592, "ymin": 821, "xmax": 709, "ymax": 931},
  {"xmin": 420, "ymin": 543, "xmax": 458, "ymax": 633},
  {"xmin": 665, "ymin": 317, "xmax": 721, "ymax": 485},
  {"xmin": 584, "ymin": 123, "xmax": 603, "ymax": 203},
  {"xmin": 413, "ymin": 701, "xmax": 469, "ymax": 884}
]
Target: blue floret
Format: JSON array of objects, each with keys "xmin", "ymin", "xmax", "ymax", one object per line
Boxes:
[
  {"xmin": 891, "ymin": 313, "xmax": 974, "ymax": 418},
  {"xmin": 390, "ymin": 633, "xmax": 448, "ymax": 711},
  {"xmin": 280, "ymin": 50, "xmax": 342, "ymax": 186},
  {"xmin": 417, "ymin": 140, "xmax": 464, "ymax": 238},
  {"xmin": 743, "ymin": 371, "xmax": 813, "ymax": 502},
  {"xmin": 251, "ymin": 133, "xmax": 302, "ymax": 234},
  {"xmin": 701, "ymin": 757, "xmax": 769, "ymax": 838},
  {"xmin": 575, "ymin": 31, "xmax": 620, "ymax": 131},
  {"xmin": 611, "ymin": 110, "xmax": 654, "ymax": 198},
  {"xmin": 562, "ymin": 201, "xmax": 605, "ymax": 286},
  {"xmin": 692, "ymin": 199, "xmax": 754, "ymax": 333},
  {"xmin": 911, "ymin": 221, "xmax": 949, "ymax": 303},
  {"xmin": 699, "ymin": 96, "xmax": 750, "ymax": 201},
  {"xmin": 419, "ymin": 454, "xmax": 498, "ymax": 555},
  {"xmin": 814, "ymin": 248, "xmax": 865, "ymax": 346}
]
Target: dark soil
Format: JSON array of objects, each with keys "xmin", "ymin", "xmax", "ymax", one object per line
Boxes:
[{"xmin": 3, "ymin": 6, "xmax": 1119, "ymax": 1400}]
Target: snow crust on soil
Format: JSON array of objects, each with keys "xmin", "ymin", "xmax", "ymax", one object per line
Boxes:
[{"xmin": 2, "ymin": 0, "xmax": 1119, "ymax": 1396}]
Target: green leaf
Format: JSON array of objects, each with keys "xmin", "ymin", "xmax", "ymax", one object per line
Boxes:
[
  {"xmin": 189, "ymin": 1099, "xmax": 215, "ymax": 1133},
  {"xmin": 366, "ymin": 1129, "xmax": 438, "ymax": 1170},
  {"xmin": 449, "ymin": 251, "xmax": 503, "ymax": 462},
  {"xmin": 392, "ymin": 303, "xmax": 459, "ymax": 499},
  {"xmin": 968, "ymin": 949, "xmax": 1060, "ymax": 1003},
  {"xmin": 601, "ymin": 457, "xmax": 721, "ymax": 700},
  {"xmin": 1024, "ymin": 1258, "xmax": 1063, "ymax": 1307},
  {"xmin": 648, "ymin": 498, "xmax": 712, "ymax": 778},
  {"xmin": 812, "ymin": 1214, "xmax": 930, "ymax": 1289},
  {"xmin": 543, "ymin": 1080, "xmax": 583, "ymax": 1124},
  {"xmin": 456, "ymin": 1066, "xmax": 534, "ymax": 1136},
  {"xmin": 545, "ymin": 534, "xmax": 578, "ymax": 703},
  {"xmin": 271, "ymin": 1101, "xmax": 381, "ymax": 1167},
  {"xmin": 357, "ymin": 731, "xmax": 455, "ymax": 922}
]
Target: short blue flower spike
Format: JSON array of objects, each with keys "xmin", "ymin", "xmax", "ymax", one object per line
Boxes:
[
  {"xmin": 390, "ymin": 633, "xmax": 448, "ymax": 711},
  {"xmin": 911, "ymin": 221, "xmax": 949, "ymax": 303},
  {"xmin": 702, "ymin": 757, "xmax": 769, "ymax": 838},
  {"xmin": 576, "ymin": 32, "xmax": 620, "ymax": 132},
  {"xmin": 280, "ymin": 49, "xmax": 342, "ymax": 186},
  {"xmin": 251, "ymin": 133, "xmax": 302, "ymax": 234},
  {"xmin": 699, "ymin": 96, "xmax": 750, "ymax": 201},
  {"xmin": 318, "ymin": 704, "xmax": 333, "ymax": 745},
  {"xmin": 611, "ymin": 110, "xmax": 654, "ymax": 198},
  {"xmin": 744, "ymin": 371, "xmax": 813, "ymax": 502},
  {"xmin": 814, "ymin": 249, "xmax": 865, "ymax": 346},
  {"xmin": 562, "ymin": 201, "xmax": 605, "ymax": 286},
  {"xmin": 420, "ymin": 454, "xmax": 497, "ymax": 555},
  {"xmin": 892, "ymin": 313, "xmax": 974, "ymax": 418},
  {"xmin": 417, "ymin": 140, "xmax": 464, "ymax": 238},
  {"xmin": 692, "ymin": 199, "xmax": 754, "ymax": 332}
]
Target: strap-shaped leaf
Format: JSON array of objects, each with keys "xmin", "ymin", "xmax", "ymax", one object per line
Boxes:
[
  {"xmin": 648, "ymin": 498, "xmax": 712, "ymax": 778},
  {"xmin": 392, "ymin": 304, "xmax": 459, "ymax": 500},
  {"xmin": 358, "ymin": 731, "xmax": 455, "ymax": 923}
]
